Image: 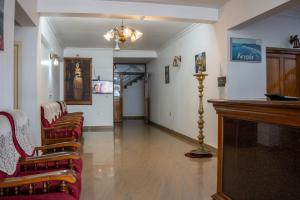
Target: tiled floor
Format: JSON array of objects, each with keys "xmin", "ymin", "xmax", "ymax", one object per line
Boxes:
[{"xmin": 80, "ymin": 120, "xmax": 217, "ymax": 200}]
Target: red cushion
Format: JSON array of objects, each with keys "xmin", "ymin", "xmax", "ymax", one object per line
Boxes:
[
  {"xmin": 1, "ymin": 193, "xmax": 77, "ymax": 200},
  {"xmin": 45, "ymin": 125, "xmax": 81, "ymax": 140}
]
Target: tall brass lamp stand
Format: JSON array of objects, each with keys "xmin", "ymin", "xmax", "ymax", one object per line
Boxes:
[{"xmin": 185, "ymin": 72, "xmax": 213, "ymax": 158}]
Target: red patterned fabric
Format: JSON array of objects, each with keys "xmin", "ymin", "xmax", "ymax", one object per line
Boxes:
[
  {"xmin": 41, "ymin": 103, "xmax": 83, "ymax": 142},
  {"xmin": 1, "ymin": 193, "xmax": 77, "ymax": 200},
  {"xmin": 45, "ymin": 125, "xmax": 81, "ymax": 140}
]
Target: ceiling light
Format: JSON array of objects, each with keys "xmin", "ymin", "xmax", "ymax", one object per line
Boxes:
[
  {"xmin": 114, "ymin": 39, "xmax": 120, "ymax": 51},
  {"xmin": 131, "ymin": 30, "xmax": 143, "ymax": 42},
  {"xmin": 103, "ymin": 20, "xmax": 143, "ymax": 50}
]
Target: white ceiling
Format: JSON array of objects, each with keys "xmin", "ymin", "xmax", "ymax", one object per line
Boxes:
[
  {"xmin": 49, "ymin": 17, "xmax": 192, "ymax": 50},
  {"xmin": 96, "ymin": 0, "xmax": 228, "ymax": 8}
]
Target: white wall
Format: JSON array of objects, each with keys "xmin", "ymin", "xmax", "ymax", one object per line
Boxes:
[
  {"xmin": 123, "ymin": 79, "xmax": 144, "ymax": 117},
  {"xmin": 14, "ymin": 26, "xmax": 40, "ymax": 145},
  {"xmin": 63, "ymin": 48, "xmax": 114, "ymax": 127},
  {"xmin": 14, "ymin": 17, "xmax": 63, "ymax": 145},
  {"xmin": 0, "ymin": 0, "xmax": 15, "ymax": 109},
  {"xmin": 214, "ymin": 0, "xmax": 291, "ymax": 99},
  {"xmin": 147, "ymin": 24, "xmax": 220, "ymax": 147},
  {"xmin": 228, "ymin": 15, "xmax": 300, "ymax": 99}
]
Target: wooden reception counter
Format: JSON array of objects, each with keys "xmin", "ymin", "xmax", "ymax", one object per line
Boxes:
[{"xmin": 208, "ymin": 99, "xmax": 300, "ymax": 200}]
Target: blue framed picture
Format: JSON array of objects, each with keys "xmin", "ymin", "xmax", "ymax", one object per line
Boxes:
[{"xmin": 230, "ymin": 38, "xmax": 262, "ymax": 62}]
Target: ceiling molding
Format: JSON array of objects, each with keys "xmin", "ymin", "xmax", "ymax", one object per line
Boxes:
[
  {"xmin": 37, "ymin": 0, "xmax": 219, "ymax": 23},
  {"xmin": 44, "ymin": 18, "xmax": 65, "ymax": 49},
  {"xmin": 157, "ymin": 23, "xmax": 201, "ymax": 52}
]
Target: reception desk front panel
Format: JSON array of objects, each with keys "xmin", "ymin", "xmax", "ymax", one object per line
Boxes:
[
  {"xmin": 209, "ymin": 100, "xmax": 300, "ymax": 200},
  {"xmin": 223, "ymin": 117, "xmax": 300, "ymax": 200}
]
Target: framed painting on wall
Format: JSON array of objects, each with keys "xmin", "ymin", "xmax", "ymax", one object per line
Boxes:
[
  {"xmin": 165, "ymin": 65, "xmax": 169, "ymax": 84},
  {"xmin": 64, "ymin": 57, "xmax": 92, "ymax": 105},
  {"xmin": 195, "ymin": 52, "xmax": 206, "ymax": 73},
  {"xmin": 0, "ymin": 0, "xmax": 4, "ymax": 51},
  {"xmin": 230, "ymin": 37, "xmax": 262, "ymax": 62}
]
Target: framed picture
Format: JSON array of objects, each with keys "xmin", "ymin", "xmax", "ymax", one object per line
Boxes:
[
  {"xmin": 173, "ymin": 56, "xmax": 181, "ymax": 67},
  {"xmin": 195, "ymin": 52, "xmax": 206, "ymax": 73},
  {"xmin": 165, "ymin": 65, "xmax": 169, "ymax": 84},
  {"xmin": 0, "ymin": 0, "xmax": 4, "ymax": 51},
  {"xmin": 92, "ymin": 80, "xmax": 113, "ymax": 94},
  {"xmin": 64, "ymin": 57, "xmax": 92, "ymax": 105},
  {"xmin": 230, "ymin": 37, "xmax": 262, "ymax": 62}
]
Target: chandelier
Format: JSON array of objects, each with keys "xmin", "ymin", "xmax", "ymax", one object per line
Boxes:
[{"xmin": 103, "ymin": 20, "xmax": 143, "ymax": 51}]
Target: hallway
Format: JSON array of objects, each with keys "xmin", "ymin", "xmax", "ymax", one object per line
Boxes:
[{"xmin": 81, "ymin": 120, "xmax": 217, "ymax": 200}]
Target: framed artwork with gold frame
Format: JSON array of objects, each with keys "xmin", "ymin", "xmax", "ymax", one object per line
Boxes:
[{"xmin": 64, "ymin": 57, "xmax": 92, "ymax": 105}]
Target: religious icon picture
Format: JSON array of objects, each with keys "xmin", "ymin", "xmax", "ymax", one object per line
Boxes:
[
  {"xmin": 64, "ymin": 57, "xmax": 92, "ymax": 105},
  {"xmin": 0, "ymin": 0, "xmax": 4, "ymax": 51},
  {"xmin": 165, "ymin": 65, "xmax": 170, "ymax": 84},
  {"xmin": 195, "ymin": 52, "xmax": 206, "ymax": 73}
]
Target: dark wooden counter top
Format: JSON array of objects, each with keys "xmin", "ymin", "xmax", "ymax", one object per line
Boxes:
[{"xmin": 208, "ymin": 99, "xmax": 300, "ymax": 127}]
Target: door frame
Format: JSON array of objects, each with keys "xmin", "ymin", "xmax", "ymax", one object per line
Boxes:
[
  {"xmin": 113, "ymin": 63, "xmax": 148, "ymax": 123},
  {"xmin": 14, "ymin": 42, "xmax": 22, "ymax": 109}
]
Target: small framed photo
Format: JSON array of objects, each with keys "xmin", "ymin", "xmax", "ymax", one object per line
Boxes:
[
  {"xmin": 165, "ymin": 65, "xmax": 169, "ymax": 84},
  {"xmin": 230, "ymin": 37, "xmax": 262, "ymax": 62},
  {"xmin": 195, "ymin": 52, "xmax": 206, "ymax": 73}
]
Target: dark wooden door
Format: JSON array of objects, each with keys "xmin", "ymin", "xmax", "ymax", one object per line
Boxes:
[
  {"xmin": 282, "ymin": 54, "xmax": 298, "ymax": 96},
  {"xmin": 266, "ymin": 48, "xmax": 300, "ymax": 97},
  {"xmin": 267, "ymin": 53, "xmax": 281, "ymax": 94}
]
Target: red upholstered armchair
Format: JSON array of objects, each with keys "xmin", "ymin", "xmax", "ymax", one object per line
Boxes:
[
  {"xmin": 41, "ymin": 102, "xmax": 83, "ymax": 145},
  {"xmin": 0, "ymin": 113, "xmax": 81, "ymax": 200},
  {"xmin": 3, "ymin": 110, "xmax": 83, "ymax": 174}
]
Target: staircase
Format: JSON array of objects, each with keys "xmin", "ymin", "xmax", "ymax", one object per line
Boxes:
[{"xmin": 123, "ymin": 74, "xmax": 144, "ymax": 89}]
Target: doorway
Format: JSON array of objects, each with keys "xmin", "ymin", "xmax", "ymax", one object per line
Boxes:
[
  {"xmin": 14, "ymin": 42, "xmax": 22, "ymax": 109},
  {"xmin": 113, "ymin": 64, "xmax": 149, "ymax": 123}
]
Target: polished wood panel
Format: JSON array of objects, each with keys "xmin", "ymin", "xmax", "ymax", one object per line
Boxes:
[
  {"xmin": 114, "ymin": 97, "xmax": 123, "ymax": 123},
  {"xmin": 282, "ymin": 54, "xmax": 298, "ymax": 96},
  {"xmin": 0, "ymin": 170, "xmax": 76, "ymax": 188},
  {"xmin": 209, "ymin": 99, "xmax": 300, "ymax": 200},
  {"xmin": 266, "ymin": 47, "xmax": 300, "ymax": 97},
  {"xmin": 266, "ymin": 53, "xmax": 281, "ymax": 94}
]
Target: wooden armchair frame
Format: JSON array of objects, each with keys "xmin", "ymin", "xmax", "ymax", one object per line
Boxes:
[{"xmin": 0, "ymin": 170, "xmax": 76, "ymax": 197}]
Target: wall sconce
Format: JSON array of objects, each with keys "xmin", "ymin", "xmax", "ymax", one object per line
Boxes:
[
  {"xmin": 172, "ymin": 56, "xmax": 181, "ymax": 67},
  {"xmin": 50, "ymin": 53, "xmax": 60, "ymax": 66}
]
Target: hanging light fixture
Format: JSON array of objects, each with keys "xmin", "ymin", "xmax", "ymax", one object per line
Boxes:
[{"xmin": 103, "ymin": 20, "xmax": 143, "ymax": 50}]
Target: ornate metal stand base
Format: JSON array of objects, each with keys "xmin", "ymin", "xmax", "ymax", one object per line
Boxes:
[{"xmin": 185, "ymin": 148, "xmax": 213, "ymax": 158}]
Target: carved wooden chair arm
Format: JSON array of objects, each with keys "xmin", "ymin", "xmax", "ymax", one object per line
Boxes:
[
  {"xmin": 66, "ymin": 112, "xmax": 83, "ymax": 115},
  {"xmin": 19, "ymin": 152, "xmax": 80, "ymax": 165},
  {"xmin": 35, "ymin": 142, "xmax": 81, "ymax": 155},
  {"xmin": 35, "ymin": 142, "xmax": 81, "ymax": 152},
  {"xmin": 0, "ymin": 170, "xmax": 77, "ymax": 188},
  {"xmin": 57, "ymin": 120, "xmax": 81, "ymax": 124},
  {"xmin": 43, "ymin": 124, "xmax": 77, "ymax": 131}
]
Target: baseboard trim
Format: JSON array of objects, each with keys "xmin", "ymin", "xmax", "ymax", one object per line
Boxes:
[
  {"xmin": 83, "ymin": 126, "xmax": 114, "ymax": 132},
  {"xmin": 123, "ymin": 116, "xmax": 145, "ymax": 120},
  {"xmin": 150, "ymin": 121, "xmax": 217, "ymax": 154}
]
